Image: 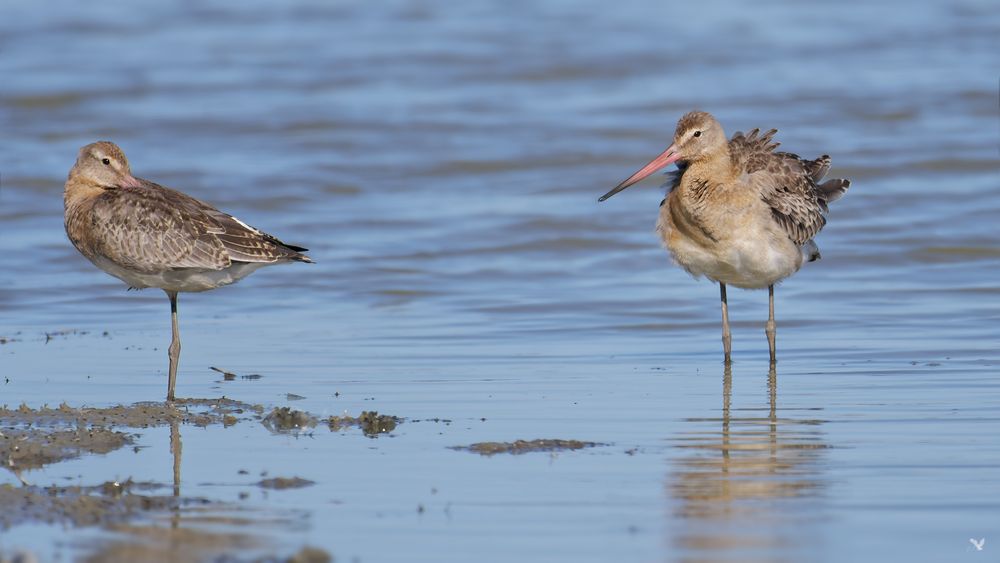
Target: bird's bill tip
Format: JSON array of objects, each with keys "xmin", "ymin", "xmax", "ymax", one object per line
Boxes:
[
  {"xmin": 598, "ymin": 183, "xmax": 629, "ymax": 202},
  {"xmin": 598, "ymin": 144, "xmax": 681, "ymax": 202},
  {"xmin": 121, "ymin": 174, "xmax": 142, "ymax": 188}
]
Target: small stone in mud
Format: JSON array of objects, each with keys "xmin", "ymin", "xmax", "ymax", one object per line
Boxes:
[
  {"xmin": 454, "ymin": 439, "xmax": 601, "ymax": 456},
  {"xmin": 327, "ymin": 411, "xmax": 400, "ymax": 437},
  {"xmin": 262, "ymin": 407, "xmax": 317, "ymax": 432},
  {"xmin": 256, "ymin": 477, "xmax": 315, "ymax": 490},
  {"xmin": 286, "ymin": 393, "xmax": 307, "ymax": 401}
]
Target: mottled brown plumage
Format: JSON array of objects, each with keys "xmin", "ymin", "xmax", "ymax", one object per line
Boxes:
[
  {"xmin": 599, "ymin": 111, "xmax": 850, "ymax": 363},
  {"xmin": 64, "ymin": 141, "xmax": 312, "ymax": 400}
]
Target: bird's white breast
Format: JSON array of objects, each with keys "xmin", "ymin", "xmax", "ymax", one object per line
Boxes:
[{"xmin": 657, "ymin": 202, "xmax": 803, "ymax": 289}]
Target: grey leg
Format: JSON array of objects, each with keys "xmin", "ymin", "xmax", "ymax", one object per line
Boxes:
[
  {"xmin": 166, "ymin": 290, "xmax": 180, "ymax": 402},
  {"xmin": 720, "ymin": 283, "xmax": 732, "ymax": 363},
  {"xmin": 766, "ymin": 284, "xmax": 777, "ymax": 364}
]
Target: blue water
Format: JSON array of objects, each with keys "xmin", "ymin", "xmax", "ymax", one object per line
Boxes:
[{"xmin": 1, "ymin": 0, "xmax": 998, "ymax": 561}]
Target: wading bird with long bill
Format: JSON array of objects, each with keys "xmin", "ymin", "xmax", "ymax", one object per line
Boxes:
[
  {"xmin": 64, "ymin": 141, "xmax": 312, "ymax": 400},
  {"xmin": 599, "ymin": 111, "xmax": 850, "ymax": 363}
]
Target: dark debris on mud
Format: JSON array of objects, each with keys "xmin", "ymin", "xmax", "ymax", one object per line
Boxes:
[
  {"xmin": 262, "ymin": 407, "xmax": 401, "ymax": 437},
  {"xmin": 454, "ymin": 439, "xmax": 602, "ymax": 456},
  {"xmin": 328, "ymin": 411, "xmax": 400, "ymax": 437},
  {"xmin": 262, "ymin": 407, "xmax": 318, "ymax": 433}
]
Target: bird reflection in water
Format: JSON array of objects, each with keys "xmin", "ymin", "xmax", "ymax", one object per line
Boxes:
[
  {"xmin": 669, "ymin": 365, "xmax": 829, "ymax": 558},
  {"xmin": 170, "ymin": 419, "xmax": 182, "ymax": 529}
]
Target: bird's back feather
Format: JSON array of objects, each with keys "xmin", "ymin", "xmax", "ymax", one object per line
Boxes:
[{"xmin": 728, "ymin": 129, "xmax": 849, "ymax": 247}]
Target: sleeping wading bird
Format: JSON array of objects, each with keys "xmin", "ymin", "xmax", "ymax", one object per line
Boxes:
[
  {"xmin": 64, "ymin": 141, "xmax": 312, "ymax": 401},
  {"xmin": 599, "ymin": 111, "xmax": 850, "ymax": 363}
]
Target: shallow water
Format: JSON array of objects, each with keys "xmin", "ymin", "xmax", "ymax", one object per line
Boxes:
[{"xmin": 1, "ymin": 0, "xmax": 999, "ymax": 560}]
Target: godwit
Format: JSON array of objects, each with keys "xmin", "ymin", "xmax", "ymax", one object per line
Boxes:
[
  {"xmin": 599, "ymin": 111, "xmax": 849, "ymax": 363},
  {"xmin": 64, "ymin": 141, "xmax": 312, "ymax": 401}
]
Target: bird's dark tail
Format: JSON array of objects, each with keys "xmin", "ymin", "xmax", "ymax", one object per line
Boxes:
[
  {"xmin": 818, "ymin": 178, "xmax": 850, "ymax": 205},
  {"xmin": 286, "ymin": 245, "xmax": 313, "ymax": 263}
]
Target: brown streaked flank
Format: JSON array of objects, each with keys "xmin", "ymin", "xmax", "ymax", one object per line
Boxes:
[
  {"xmin": 599, "ymin": 111, "xmax": 850, "ymax": 363},
  {"xmin": 64, "ymin": 141, "xmax": 312, "ymax": 401}
]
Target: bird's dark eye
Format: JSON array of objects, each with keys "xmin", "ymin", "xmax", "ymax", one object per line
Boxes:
[
  {"xmin": 101, "ymin": 158, "xmax": 111, "ymax": 166},
  {"xmin": 693, "ymin": 130, "xmax": 702, "ymax": 138}
]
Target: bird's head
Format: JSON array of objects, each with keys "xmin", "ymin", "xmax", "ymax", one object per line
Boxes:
[
  {"xmin": 669, "ymin": 111, "xmax": 726, "ymax": 163},
  {"xmin": 599, "ymin": 111, "xmax": 726, "ymax": 201},
  {"xmin": 69, "ymin": 141, "xmax": 142, "ymax": 189}
]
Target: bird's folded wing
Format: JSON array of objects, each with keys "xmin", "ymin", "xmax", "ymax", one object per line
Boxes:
[
  {"xmin": 206, "ymin": 209, "xmax": 307, "ymax": 263},
  {"xmin": 90, "ymin": 184, "xmax": 231, "ymax": 272},
  {"xmin": 91, "ymin": 182, "xmax": 305, "ymax": 274}
]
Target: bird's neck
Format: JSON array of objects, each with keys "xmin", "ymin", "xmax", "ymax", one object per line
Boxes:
[
  {"xmin": 682, "ymin": 149, "xmax": 736, "ymax": 189},
  {"xmin": 64, "ymin": 176, "xmax": 105, "ymax": 211}
]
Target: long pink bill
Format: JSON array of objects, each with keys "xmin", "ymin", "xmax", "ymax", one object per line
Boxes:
[{"xmin": 598, "ymin": 144, "xmax": 681, "ymax": 202}]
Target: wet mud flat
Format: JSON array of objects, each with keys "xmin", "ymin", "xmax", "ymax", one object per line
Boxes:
[
  {"xmin": 0, "ymin": 396, "xmax": 606, "ymax": 560},
  {"xmin": 0, "ymin": 400, "xmax": 332, "ymax": 562}
]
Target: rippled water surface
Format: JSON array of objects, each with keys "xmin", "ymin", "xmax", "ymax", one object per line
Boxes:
[{"xmin": 1, "ymin": 0, "xmax": 998, "ymax": 561}]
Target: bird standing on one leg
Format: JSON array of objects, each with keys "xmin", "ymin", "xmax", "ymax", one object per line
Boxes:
[
  {"xmin": 64, "ymin": 141, "xmax": 312, "ymax": 401},
  {"xmin": 599, "ymin": 111, "xmax": 850, "ymax": 363}
]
